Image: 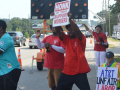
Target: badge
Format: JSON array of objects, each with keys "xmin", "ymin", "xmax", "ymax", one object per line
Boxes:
[
  {"xmin": 7, "ymin": 63, "xmax": 12, "ymax": 69},
  {"xmin": 0, "ymin": 41, "xmax": 4, "ymax": 46},
  {"xmin": 54, "ymin": 40, "xmax": 58, "ymax": 44}
]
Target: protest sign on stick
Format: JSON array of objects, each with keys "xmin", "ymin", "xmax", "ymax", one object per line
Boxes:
[
  {"xmin": 53, "ymin": 0, "xmax": 71, "ymax": 27},
  {"xmin": 96, "ymin": 67, "xmax": 118, "ymax": 90}
]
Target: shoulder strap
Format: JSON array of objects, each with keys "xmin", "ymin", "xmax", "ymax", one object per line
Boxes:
[{"xmin": 97, "ymin": 34, "xmax": 104, "ymax": 42}]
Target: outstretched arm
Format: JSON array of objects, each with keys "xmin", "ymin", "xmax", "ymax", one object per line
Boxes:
[
  {"xmin": 68, "ymin": 12, "xmax": 83, "ymax": 41},
  {"xmin": 82, "ymin": 23, "xmax": 93, "ymax": 34}
]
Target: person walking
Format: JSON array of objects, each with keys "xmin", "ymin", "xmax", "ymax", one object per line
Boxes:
[{"xmin": 0, "ymin": 20, "xmax": 21, "ymax": 90}]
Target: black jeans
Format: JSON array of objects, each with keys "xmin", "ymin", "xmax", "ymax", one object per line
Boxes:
[
  {"xmin": 56, "ymin": 73, "xmax": 90, "ymax": 90},
  {"xmin": 0, "ymin": 68, "xmax": 21, "ymax": 90}
]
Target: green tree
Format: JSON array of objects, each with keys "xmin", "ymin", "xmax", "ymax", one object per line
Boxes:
[
  {"xmin": 24, "ymin": 32, "xmax": 29, "ymax": 38},
  {"xmin": 109, "ymin": 0, "xmax": 120, "ymax": 14},
  {"xmin": 96, "ymin": 10, "xmax": 119, "ymax": 36}
]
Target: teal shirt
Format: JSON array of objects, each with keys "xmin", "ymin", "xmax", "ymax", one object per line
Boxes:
[{"xmin": 0, "ymin": 32, "xmax": 21, "ymax": 76}]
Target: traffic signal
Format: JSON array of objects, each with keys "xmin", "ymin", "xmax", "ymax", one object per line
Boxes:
[{"xmin": 31, "ymin": 0, "xmax": 88, "ymax": 19}]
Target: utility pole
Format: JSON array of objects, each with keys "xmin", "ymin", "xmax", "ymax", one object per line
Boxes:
[
  {"xmin": 108, "ymin": 0, "xmax": 111, "ymax": 37},
  {"xmin": 28, "ymin": 14, "xmax": 30, "ymax": 37},
  {"xmin": 9, "ymin": 14, "xmax": 10, "ymax": 31},
  {"xmin": 105, "ymin": 0, "xmax": 107, "ymax": 33},
  {"xmin": 102, "ymin": 0, "xmax": 105, "ymax": 32}
]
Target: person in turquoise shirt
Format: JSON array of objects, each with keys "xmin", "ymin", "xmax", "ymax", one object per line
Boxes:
[{"xmin": 0, "ymin": 20, "xmax": 21, "ymax": 90}]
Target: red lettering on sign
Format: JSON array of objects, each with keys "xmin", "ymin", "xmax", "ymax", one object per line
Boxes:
[
  {"xmin": 100, "ymin": 85, "xmax": 115, "ymax": 90},
  {"xmin": 54, "ymin": 18, "xmax": 67, "ymax": 24},
  {"xmin": 54, "ymin": 13, "xmax": 67, "ymax": 19},
  {"xmin": 55, "ymin": 1, "xmax": 69, "ymax": 12},
  {"xmin": 97, "ymin": 84, "xmax": 99, "ymax": 90},
  {"xmin": 101, "ymin": 85, "xmax": 104, "ymax": 90}
]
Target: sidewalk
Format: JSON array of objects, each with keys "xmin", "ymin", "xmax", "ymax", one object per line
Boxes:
[
  {"xmin": 108, "ymin": 39, "xmax": 120, "ymax": 47},
  {"xmin": 107, "ymin": 39, "xmax": 120, "ymax": 56}
]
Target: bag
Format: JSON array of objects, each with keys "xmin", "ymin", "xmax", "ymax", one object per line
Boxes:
[{"xmin": 97, "ymin": 34, "xmax": 109, "ymax": 48}]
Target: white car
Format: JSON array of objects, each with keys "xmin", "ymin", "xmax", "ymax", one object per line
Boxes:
[
  {"xmin": 112, "ymin": 32, "xmax": 117, "ymax": 39},
  {"xmin": 117, "ymin": 32, "xmax": 120, "ymax": 40},
  {"xmin": 84, "ymin": 31, "xmax": 93, "ymax": 38},
  {"xmin": 29, "ymin": 34, "xmax": 45, "ymax": 49}
]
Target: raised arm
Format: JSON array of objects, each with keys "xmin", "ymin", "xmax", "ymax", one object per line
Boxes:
[
  {"xmin": 82, "ymin": 23, "xmax": 93, "ymax": 34},
  {"xmin": 68, "ymin": 12, "xmax": 83, "ymax": 41},
  {"xmin": 36, "ymin": 30, "xmax": 45, "ymax": 49}
]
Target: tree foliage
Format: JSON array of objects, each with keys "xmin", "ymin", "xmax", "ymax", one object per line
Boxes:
[
  {"xmin": 96, "ymin": 10, "xmax": 119, "ymax": 36},
  {"xmin": 109, "ymin": 0, "xmax": 120, "ymax": 14}
]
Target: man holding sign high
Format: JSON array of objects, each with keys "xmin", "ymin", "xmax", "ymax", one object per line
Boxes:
[{"xmin": 51, "ymin": 12, "xmax": 91, "ymax": 90}]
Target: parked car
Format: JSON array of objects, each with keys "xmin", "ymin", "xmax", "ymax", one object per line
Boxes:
[
  {"xmin": 29, "ymin": 34, "xmax": 44, "ymax": 49},
  {"xmin": 112, "ymin": 32, "xmax": 117, "ymax": 39},
  {"xmin": 117, "ymin": 32, "xmax": 120, "ymax": 40},
  {"xmin": 7, "ymin": 31, "xmax": 26, "ymax": 47},
  {"xmin": 84, "ymin": 31, "xmax": 93, "ymax": 38}
]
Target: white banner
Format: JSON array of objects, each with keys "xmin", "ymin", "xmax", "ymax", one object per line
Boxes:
[
  {"xmin": 96, "ymin": 67, "xmax": 118, "ymax": 90},
  {"xmin": 53, "ymin": 0, "xmax": 71, "ymax": 27},
  {"xmin": 118, "ymin": 23, "xmax": 120, "ymax": 33}
]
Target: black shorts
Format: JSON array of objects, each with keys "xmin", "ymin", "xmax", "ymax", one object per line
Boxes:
[
  {"xmin": 0, "ymin": 68, "xmax": 21, "ymax": 90},
  {"xmin": 56, "ymin": 73, "xmax": 90, "ymax": 90}
]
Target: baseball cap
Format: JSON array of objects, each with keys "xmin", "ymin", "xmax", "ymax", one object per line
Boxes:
[
  {"xmin": 106, "ymin": 51, "xmax": 114, "ymax": 58},
  {"xmin": 95, "ymin": 25, "xmax": 102, "ymax": 30}
]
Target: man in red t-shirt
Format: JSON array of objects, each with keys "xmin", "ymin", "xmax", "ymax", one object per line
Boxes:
[
  {"xmin": 36, "ymin": 25, "xmax": 65, "ymax": 90},
  {"xmin": 83, "ymin": 24, "xmax": 108, "ymax": 66},
  {"xmin": 54, "ymin": 12, "xmax": 91, "ymax": 90}
]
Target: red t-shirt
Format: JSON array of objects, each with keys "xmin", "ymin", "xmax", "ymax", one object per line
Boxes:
[
  {"xmin": 93, "ymin": 32, "xmax": 107, "ymax": 51},
  {"xmin": 61, "ymin": 33, "xmax": 91, "ymax": 75},
  {"xmin": 42, "ymin": 35, "xmax": 65, "ymax": 69}
]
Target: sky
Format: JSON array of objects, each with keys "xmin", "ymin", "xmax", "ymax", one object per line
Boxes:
[{"xmin": 0, "ymin": 0, "xmax": 116, "ymax": 20}]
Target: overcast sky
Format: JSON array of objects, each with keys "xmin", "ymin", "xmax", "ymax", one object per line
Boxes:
[{"xmin": 0, "ymin": 0, "xmax": 116, "ymax": 20}]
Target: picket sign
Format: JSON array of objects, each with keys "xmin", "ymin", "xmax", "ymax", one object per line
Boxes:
[
  {"xmin": 53, "ymin": 0, "xmax": 71, "ymax": 27},
  {"xmin": 96, "ymin": 67, "xmax": 118, "ymax": 90}
]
